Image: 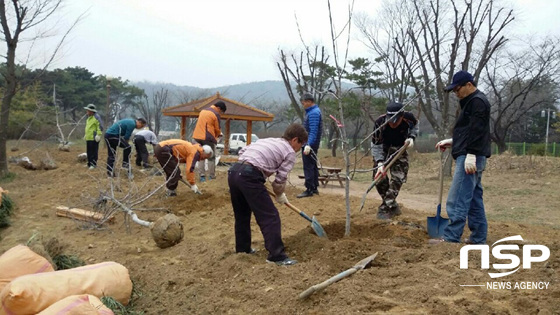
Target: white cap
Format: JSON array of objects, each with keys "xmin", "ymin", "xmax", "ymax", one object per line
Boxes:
[{"xmin": 202, "ymin": 145, "xmax": 213, "ymax": 158}]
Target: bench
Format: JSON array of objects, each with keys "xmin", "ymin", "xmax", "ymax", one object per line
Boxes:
[{"xmin": 298, "ymin": 166, "xmax": 345, "ymax": 188}]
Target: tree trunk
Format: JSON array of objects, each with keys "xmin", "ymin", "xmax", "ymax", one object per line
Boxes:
[{"xmin": 0, "ymin": 44, "xmax": 17, "ymax": 177}]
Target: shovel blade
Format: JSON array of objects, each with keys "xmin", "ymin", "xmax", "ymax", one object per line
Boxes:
[
  {"xmin": 311, "ymin": 216, "xmax": 328, "ymax": 239},
  {"xmin": 427, "ymin": 205, "xmax": 450, "ymax": 238}
]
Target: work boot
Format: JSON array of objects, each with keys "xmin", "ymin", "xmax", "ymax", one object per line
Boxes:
[
  {"xmin": 312, "ymin": 189, "xmax": 319, "ymax": 195},
  {"xmin": 297, "ymin": 190, "xmax": 314, "ymax": 198},
  {"xmin": 200, "ymin": 176, "xmax": 206, "ymax": 183},
  {"xmin": 376, "ymin": 211, "xmax": 393, "ymax": 220},
  {"xmin": 388, "ymin": 204, "xmax": 402, "ymax": 217},
  {"xmin": 166, "ymin": 189, "xmax": 177, "ymax": 197}
]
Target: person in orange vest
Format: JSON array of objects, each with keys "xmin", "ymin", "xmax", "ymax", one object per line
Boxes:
[
  {"xmin": 192, "ymin": 101, "xmax": 227, "ymax": 182},
  {"xmin": 154, "ymin": 139, "xmax": 213, "ymax": 196}
]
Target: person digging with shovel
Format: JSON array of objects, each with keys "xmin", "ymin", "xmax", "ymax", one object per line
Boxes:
[
  {"xmin": 228, "ymin": 123, "xmax": 308, "ymax": 266},
  {"xmin": 154, "ymin": 139, "xmax": 213, "ymax": 196},
  {"xmin": 372, "ymin": 101, "xmax": 418, "ymax": 220},
  {"xmin": 431, "ymin": 70, "xmax": 491, "ymax": 245}
]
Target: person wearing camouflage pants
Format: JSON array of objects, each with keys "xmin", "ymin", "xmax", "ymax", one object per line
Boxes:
[
  {"xmin": 375, "ymin": 148, "xmax": 409, "ymax": 217},
  {"xmin": 372, "ymin": 101, "xmax": 418, "ymax": 220}
]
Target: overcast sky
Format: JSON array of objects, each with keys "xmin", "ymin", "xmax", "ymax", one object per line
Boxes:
[{"xmin": 38, "ymin": 0, "xmax": 560, "ymax": 88}]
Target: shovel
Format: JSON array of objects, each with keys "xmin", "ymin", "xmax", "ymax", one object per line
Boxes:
[
  {"xmin": 299, "ymin": 252, "xmax": 378, "ymax": 299},
  {"xmin": 179, "ymin": 178, "xmax": 202, "ymax": 195},
  {"xmin": 267, "ymin": 189, "xmax": 327, "ymax": 239},
  {"xmin": 427, "ymin": 152, "xmax": 450, "ymax": 238},
  {"xmin": 359, "ymin": 142, "xmax": 409, "ymax": 212}
]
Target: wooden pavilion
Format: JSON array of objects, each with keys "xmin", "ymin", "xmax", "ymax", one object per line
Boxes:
[{"xmin": 162, "ymin": 92, "xmax": 274, "ymax": 155}]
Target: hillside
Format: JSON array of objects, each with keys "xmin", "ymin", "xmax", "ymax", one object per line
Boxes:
[{"xmin": 133, "ymin": 80, "xmax": 292, "ymax": 106}]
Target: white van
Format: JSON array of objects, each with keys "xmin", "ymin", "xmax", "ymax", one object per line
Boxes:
[{"xmin": 216, "ymin": 133, "xmax": 259, "ymax": 155}]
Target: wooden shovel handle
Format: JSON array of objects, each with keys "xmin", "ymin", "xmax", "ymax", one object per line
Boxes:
[
  {"xmin": 299, "ymin": 268, "xmax": 358, "ymax": 299},
  {"xmin": 266, "ymin": 189, "xmax": 313, "ymax": 222},
  {"xmin": 438, "ymin": 152, "xmax": 450, "ymax": 205}
]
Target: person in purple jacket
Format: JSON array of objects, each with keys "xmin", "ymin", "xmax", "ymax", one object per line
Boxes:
[
  {"xmin": 228, "ymin": 123, "xmax": 308, "ymax": 266},
  {"xmin": 104, "ymin": 117, "xmax": 147, "ymax": 177},
  {"xmin": 297, "ymin": 93, "xmax": 323, "ymax": 198}
]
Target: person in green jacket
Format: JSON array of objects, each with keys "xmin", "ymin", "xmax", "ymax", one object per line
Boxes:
[{"xmin": 83, "ymin": 104, "xmax": 104, "ymax": 169}]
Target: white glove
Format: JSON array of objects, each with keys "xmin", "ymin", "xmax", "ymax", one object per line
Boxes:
[
  {"xmin": 191, "ymin": 184, "xmax": 202, "ymax": 195},
  {"xmin": 374, "ymin": 162, "xmax": 386, "ymax": 181},
  {"xmin": 95, "ymin": 134, "xmax": 101, "ymax": 142},
  {"xmin": 435, "ymin": 138, "xmax": 452, "ymax": 152},
  {"xmin": 405, "ymin": 138, "xmax": 414, "ymax": 149},
  {"xmin": 464, "ymin": 154, "xmax": 477, "ymax": 174},
  {"xmin": 276, "ymin": 193, "xmax": 288, "ymax": 204},
  {"xmin": 303, "ymin": 145, "xmax": 311, "ymax": 155}
]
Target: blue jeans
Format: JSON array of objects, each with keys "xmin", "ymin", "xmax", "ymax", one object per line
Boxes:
[{"xmin": 443, "ymin": 155, "xmax": 487, "ymax": 244}]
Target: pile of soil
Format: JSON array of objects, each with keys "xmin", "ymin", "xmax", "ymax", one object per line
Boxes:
[{"xmin": 0, "ymin": 141, "xmax": 558, "ymax": 314}]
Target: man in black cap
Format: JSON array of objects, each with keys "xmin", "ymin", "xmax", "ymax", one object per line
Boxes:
[
  {"xmin": 297, "ymin": 93, "xmax": 323, "ymax": 198},
  {"xmin": 432, "ymin": 70, "xmax": 491, "ymax": 245},
  {"xmin": 371, "ymin": 101, "xmax": 418, "ymax": 219}
]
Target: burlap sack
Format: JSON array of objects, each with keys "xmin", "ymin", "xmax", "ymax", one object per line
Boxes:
[
  {"xmin": 0, "ymin": 245, "xmax": 54, "ymax": 292},
  {"xmin": 38, "ymin": 294, "xmax": 114, "ymax": 315},
  {"xmin": 0, "ymin": 261, "xmax": 132, "ymax": 315}
]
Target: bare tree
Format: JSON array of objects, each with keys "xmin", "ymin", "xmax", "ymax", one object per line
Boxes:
[
  {"xmin": 322, "ymin": 0, "xmax": 356, "ymax": 236},
  {"xmin": 355, "ymin": 6, "xmax": 415, "ymax": 101},
  {"xmin": 276, "ymin": 45, "xmax": 335, "ymax": 121},
  {"xmin": 254, "ymin": 101, "xmax": 288, "ymax": 133},
  {"xmin": 484, "ymin": 37, "xmax": 560, "ymax": 153},
  {"xmin": 138, "ymin": 88, "xmax": 169, "ymax": 136},
  {"xmin": 0, "ymin": 0, "xmax": 82, "ymax": 176},
  {"xmin": 356, "ymin": 0, "xmax": 514, "ymax": 139}
]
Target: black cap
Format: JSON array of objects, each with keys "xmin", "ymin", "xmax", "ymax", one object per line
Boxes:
[
  {"xmin": 301, "ymin": 93, "xmax": 314, "ymax": 101},
  {"xmin": 214, "ymin": 101, "xmax": 227, "ymax": 113},
  {"xmin": 444, "ymin": 70, "xmax": 474, "ymax": 92},
  {"xmin": 137, "ymin": 117, "xmax": 147, "ymax": 125},
  {"xmin": 386, "ymin": 102, "xmax": 404, "ymax": 123}
]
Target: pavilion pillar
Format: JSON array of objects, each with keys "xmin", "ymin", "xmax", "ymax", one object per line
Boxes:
[
  {"xmin": 247, "ymin": 121, "xmax": 253, "ymax": 145},
  {"xmin": 180, "ymin": 116, "xmax": 186, "ymax": 140},
  {"xmin": 225, "ymin": 119, "xmax": 231, "ymax": 155}
]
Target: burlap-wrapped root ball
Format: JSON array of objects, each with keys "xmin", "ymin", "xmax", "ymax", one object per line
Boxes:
[{"xmin": 150, "ymin": 214, "xmax": 184, "ymax": 248}]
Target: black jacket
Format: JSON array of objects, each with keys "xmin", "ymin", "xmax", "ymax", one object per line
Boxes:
[
  {"xmin": 371, "ymin": 112, "xmax": 419, "ymax": 163},
  {"xmin": 451, "ymin": 90, "xmax": 492, "ymax": 159}
]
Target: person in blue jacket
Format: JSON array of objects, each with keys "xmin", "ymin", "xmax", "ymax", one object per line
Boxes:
[
  {"xmin": 104, "ymin": 117, "xmax": 147, "ymax": 177},
  {"xmin": 297, "ymin": 93, "xmax": 323, "ymax": 198}
]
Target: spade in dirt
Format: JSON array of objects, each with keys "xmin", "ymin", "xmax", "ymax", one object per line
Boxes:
[
  {"xmin": 427, "ymin": 152, "xmax": 450, "ymax": 238},
  {"xmin": 267, "ymin": 189, "xmax": 327, "ymax": 239}
]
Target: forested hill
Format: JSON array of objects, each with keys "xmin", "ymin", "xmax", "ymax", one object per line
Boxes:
[{"xmin": 132, "ymin": 80, "xmax": 292, "ymax": 105}]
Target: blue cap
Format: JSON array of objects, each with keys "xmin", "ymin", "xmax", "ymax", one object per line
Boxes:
[{"xmin": 444, "ymin": 70, "xmax": 474, "ymax": 92}]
